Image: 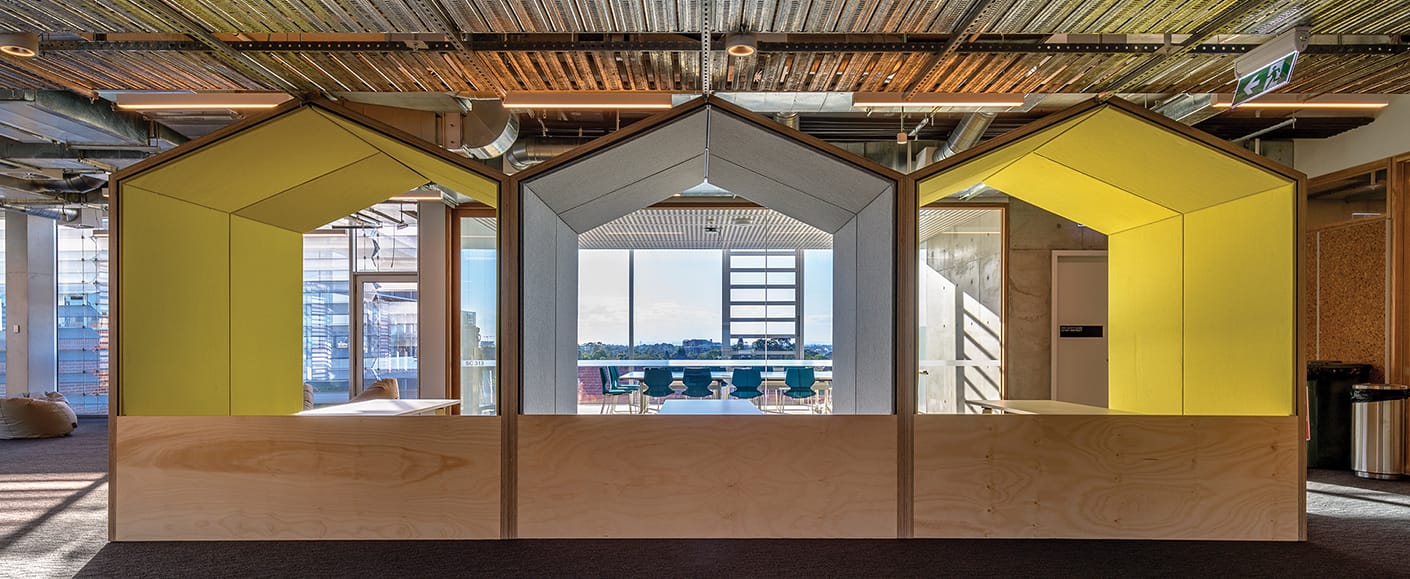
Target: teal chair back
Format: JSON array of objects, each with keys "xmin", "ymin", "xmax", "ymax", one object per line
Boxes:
[
  {"xmin": 600, "ymin": 367, "xmax": 629, "ymax": 395},
  {"xmin": 730, "ymin": 368, "xmax": 763, "ymax": 399},
  {"xmin": 642, "ymin": 367, "xmax": 676, "ymax": 398},
  {"xmin": 607, "ymin": 366, "xmax": 637, "ymax": 391},
  {"xmin": 783, "ymin": 367, "xmax": 817, "ymax": 399},
  {"xmin": 681, "ymin": 368, "xmax": 714, "ymax": 398}
]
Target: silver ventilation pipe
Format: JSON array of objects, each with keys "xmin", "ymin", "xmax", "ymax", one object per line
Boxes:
[
  {"xmin": 937, "ymin": 112, "xmax": 996, "ymax": 160},
  {"xmin": 503, "ymin": 139, "xmax": 583, "ymax": 172},
  {"xmin": 774, "ymin": 112, "xmax": 800, "ymax": 130},
  {"xmin": 0, "ymin": 174, "xmax": 107, "ymax": 201}
]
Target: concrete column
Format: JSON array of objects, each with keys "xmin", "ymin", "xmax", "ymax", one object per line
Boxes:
[
  {"xmin": 417, "ymin": 201, "xmax": 448, "ymax": 399},
  {"xmin": 5, "ymin": 212, "xmax": 57, "ymax": 394}
]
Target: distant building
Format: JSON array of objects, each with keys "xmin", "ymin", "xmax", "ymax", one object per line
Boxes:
[{"xmin": 682, "ymin": 339, "xmax": 718, "ymax": 357}]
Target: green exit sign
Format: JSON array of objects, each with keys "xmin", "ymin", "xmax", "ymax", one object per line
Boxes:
[{"xmin": 1233, "ymin": 51, "xmax": 1299, "ymax": 108}]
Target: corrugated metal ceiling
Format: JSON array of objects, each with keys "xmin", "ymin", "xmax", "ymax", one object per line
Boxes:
[{"xmin": 0, "ymin": 1, "xmax": 1406, "ymax": 95}]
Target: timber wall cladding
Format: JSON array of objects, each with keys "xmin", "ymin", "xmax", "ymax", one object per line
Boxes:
[
  {"xmin": 1307, "ymin": 219, "xmax": 1390, "ymax": 379},
  {"xmin": 113, "ymin": 416, "xmax": 501, "ymax": 540},
  {"xmin": 516, "ymin": 416, "xmax": 898, "ymax": 538},
  {"xmin": 913, "ymin": 415, "xmax": 1301, "ymax": 540}
]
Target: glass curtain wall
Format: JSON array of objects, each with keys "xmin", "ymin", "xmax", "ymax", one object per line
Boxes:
[
  {"xmin": 302, "ymin": 231, "xmax": 351, "ymax": 406},
  {"xmin": 458, "ymin": 215, "xmax": 497, "ymax": 415},
  {"xmin": 57, "ymin": 226, "xmax": 108, "ymax": 414},
  {"xmin": 917, "ymin": 206, "xmax": 1004, "ymax": 414}
]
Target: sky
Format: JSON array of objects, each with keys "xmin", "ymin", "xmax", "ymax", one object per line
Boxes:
[{"xmin": 578, "ymin": 249, "xmax": 833, "ymax": 345}]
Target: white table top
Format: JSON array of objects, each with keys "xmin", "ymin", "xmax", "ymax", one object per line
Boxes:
[
  {"xmin": 966, "ymin": 399, "xmax": 1137, "ymax": 415},
  {"xmin": 658, "ymin": 399, "xmax": 765, "ymax": 415},
  {"xmin": 296, "ymin": 398, "xmax": 460, "ymax": 416}
]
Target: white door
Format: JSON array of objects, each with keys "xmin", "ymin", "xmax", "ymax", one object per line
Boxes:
[{"xmin": 1051, "ymin": 251, "xmax": 1107, "ymax": 407}]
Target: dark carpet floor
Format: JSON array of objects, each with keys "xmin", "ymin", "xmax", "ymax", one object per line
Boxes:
[{"xmin": 4, "ymin": 419, "xmax": 1410, "ymax": 578}]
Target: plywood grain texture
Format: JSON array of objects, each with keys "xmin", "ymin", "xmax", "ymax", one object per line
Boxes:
[
  {"xmin": 516, "ymin": 416, "xmax": 898, "ymax": 538},
  {"xmin": 913, "ymin": 415, "xmax": 1301, "ymax": 540},
  {"xmin": 1310, "ymin": 219, "xmax": 1389, "ymax": 379},
  {"xmin": 113, "ymin": 416, "xmax": 501, "ymax": 540}
]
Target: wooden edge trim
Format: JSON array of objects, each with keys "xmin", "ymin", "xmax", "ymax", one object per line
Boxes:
[
  {"xmin": 1295, "ymin": 173, "xmax": 1309, "ymax": 540},
  {"xmin": 307, "ymin": 98, "xmax": 508, "ymax": 183},
  {"xmin": 705, "ymin": 96, "xmax": 907, "ymax": 182},
  {"xmin": 908, "ymin": 98, "xmax": 1106, "ymax": 182},
  {"xmin": 500, "ymin": 176, "xmax": 521, "ymax": 538},
  {"xmin": 110, "ymin": 98, "xmax": 308, "ymax": 183},
  {"xmin": 1390, "ymin": 156, "xmax": 1410, "ymax": 476},
  {"xmin": 511, "ymin": 97, "xmax": 711, "ymax": 181},
  {"xmin": 1307, "ymin": 158, "xmax": 1392, "ymax": 185},
  {"xmin": 895, "ymin": 175, "xmax": 918, "ymax": 538}
]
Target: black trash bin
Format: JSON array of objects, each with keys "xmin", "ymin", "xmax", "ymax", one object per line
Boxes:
[{"xmin": 1307, "ymin": 361, "xmax": 1373, "ymax": 469}]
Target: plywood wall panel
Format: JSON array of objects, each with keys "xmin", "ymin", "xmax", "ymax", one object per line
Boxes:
[
  {"xmin": 517, "ymin": 416, "xmax": 898, "ymax": 538},
  {"xmin": 113, "ymin": 416, "xmax": 501, "ymax": 540},
  {"xmin": 914, "ymin": 415, "xmax": 1301, "ymax": 540}
]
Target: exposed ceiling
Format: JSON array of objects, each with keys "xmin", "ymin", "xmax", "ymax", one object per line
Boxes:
[{"xmin": 0, "ymin": 0, "xmax": 1406, "ymax": 206}]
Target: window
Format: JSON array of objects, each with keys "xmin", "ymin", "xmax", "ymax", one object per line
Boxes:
[
  {"xmin": 57, "ymin": 226, "xmax": 108, "ymax": 414},
  {"xmin": 459, "ymin": 214, "xmax": 498, "ymax": 415}
]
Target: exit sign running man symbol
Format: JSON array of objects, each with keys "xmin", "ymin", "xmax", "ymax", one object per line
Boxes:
[{"xmin": 1233, "ymin": 52, "xmax": 1299, "ymax": 108}]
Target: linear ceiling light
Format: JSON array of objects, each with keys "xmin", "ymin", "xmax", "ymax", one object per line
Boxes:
[
  {"xmin": 113, "ymin": 92, "xmax": 292, "ymax": 111},
  {"xmin": 0, "ymin": 32, "xmax": 38, "ymax": 57},
  {"xmin": 1211, "ymin": 94, "xmax": 1391, "ymax": 109},
  {"xmin": 501, "ymin": 92, "xmax": 673, "ymax": 110},
  {"xmin": 852, "ymin": 92, "xmax": 1025, "ymax": 108}
]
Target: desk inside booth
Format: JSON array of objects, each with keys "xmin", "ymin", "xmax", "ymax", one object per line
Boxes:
[
  {"xmin": 966, "ymin": 399, "xmax": 1138, "ymax": 415},
  {"xmin": 296, "ymin": 399, "xmax": 460, "ymax": 416}
]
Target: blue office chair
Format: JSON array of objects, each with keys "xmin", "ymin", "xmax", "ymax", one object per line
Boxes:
[
  {"xmin": 608, "ymin": 366, "xmax": 639, "ymax": 393},
  {"xmin": 782, "ymin": 367, "xmax": 818, "ymax": 409},
  {"xmin": 681, "ymin": 367, "xmax": 715, "ymax": 398},
  {"xmin": 598, "ymin": 367, "xmax": 634, "ymax": 414},
  {"xmin": 729, "ymin": 368, "xmax": 764, "ymax": 401},
  {"xmin": 641, "ymin": 367, "xmax": 678, "ymax": 413}
]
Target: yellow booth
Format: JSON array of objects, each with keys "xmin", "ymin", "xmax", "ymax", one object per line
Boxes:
[
  {"xmin": 109, "ymin": 99, "xmax": 506, "ymax": 540},
  {"xmin": 910, "ymin": 98, "xmax": 1304, "ymax": 540}
]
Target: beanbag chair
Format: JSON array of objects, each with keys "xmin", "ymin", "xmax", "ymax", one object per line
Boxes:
[
  {"xmin": 349, "ymin": 378, "xmax": 400, "ymax": 402},
  {"xmin": 0, "ymin": 392, "xmax": 78, "ymax": 439}
]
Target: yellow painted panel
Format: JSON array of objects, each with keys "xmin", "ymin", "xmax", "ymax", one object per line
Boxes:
[
  {"xmin": 127, "ymin": 108, "xmax": 378, "ymax": 213},
  {"xmin": 119, "ymin": 186, "xmax": 230, "ymax": 416},
  {"xmin": 916, "ymin": 113, "xmax": 1092, "ymax": 206},
  {"xmin": 1108, "ymin": 217, "xmax": 1183, "ymax": 414},
  {"xmin": 1036, "ymin": 108, "xmax": 1289, "ymax": 213},
  {"xmin": 234, "ymin": 154, "xmax": 427, "ymax": 232},
  {"xmin": 985, "ymin": 154, "xmax": 1178, "ymax": 234},
  {"xmin": 321, "ymin": 111, "xmax": 499, "ymax": 207},
  {"xmin": 1183, "ymin": 186, "xmax": 1296, "ymax": 415},
  {"xmin": 230, "ymin": 217, "xmax": 302, "ymax": 415}
]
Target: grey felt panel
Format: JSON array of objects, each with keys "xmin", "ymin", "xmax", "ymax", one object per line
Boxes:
[
  {"xmin": 520, "ymin": 188, "xmax": 560, "ymax": 414},
  {"xmin": 831, "ymin": 218, "xmax": 859, "ymax": 415},
  {"xmin": 524, "ymin": 110, "xmax": 708, "ymax": 215},
  {"xmin": 708, "ymin": 155, "xmax": 853, "ymax": 233},
  {"xmin": 559, "ymin": 154, "xmax": 705, "ymax": 233},
  {"xmin": 555, "ymin": 220, "xmax": 579, "ymax": 413},
  {"xmin": 707, "ymin": 109, "xmax": 890, "ymax": 214},
  {"xmin": 854, "ymin": 190, "xmax": 895, "ymax": 415}
]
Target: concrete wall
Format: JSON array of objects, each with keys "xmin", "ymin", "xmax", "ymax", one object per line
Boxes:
[
  {"xmin": 1006, "ymin": 199, "xmax": 1107, "ymax": 400},
  {"xmin": 1295, "ymin": 96, "xmax": 1410, "ymax": 177},
  {"xmin": 918, "ymin": 209, "xmax": 1002, "ymax": 412}
]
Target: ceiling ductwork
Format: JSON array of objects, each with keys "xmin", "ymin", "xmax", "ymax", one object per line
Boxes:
[
  {"xmin": 937, "ymin": 112, "xmax": 997, "ymax": 161},
  {"xmin": 774, "ymin": 112, "xmax": 800, "ymax": 130},
  {"xmin": 339, "ymin": 97, "xmax": 518, "ymax": 160},
  {"xmin": 504, "ymin": 139, "xmax": 583, "ymax": 173},
  {"xmin": 0, "ymin": 90, "xmax": 185, "ymax": 150},
  {"xmin": 0, "ymin": 173, "xmax": 107, "ymax": 202}
]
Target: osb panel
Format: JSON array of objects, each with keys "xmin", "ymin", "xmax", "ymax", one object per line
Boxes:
[
  {"xmin": 516, "ymin": 416, "xmax": 898, "ymax": 538},
  {"xmin": 1314, "ymin": 220, "xmax": 1389, "ymax": 379},
  {"xmin": 113, "ymin": 416, "xmax": 501, "ymax": 540},
  {"xmin": 914, "ymin": 415, "xmax": 1301, "ymax": 540}
]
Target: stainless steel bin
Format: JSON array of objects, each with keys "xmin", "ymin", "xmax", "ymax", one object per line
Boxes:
[{"xmin": 1351, "ymin": 384, "xmax": 1409, "ymax": 480}]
